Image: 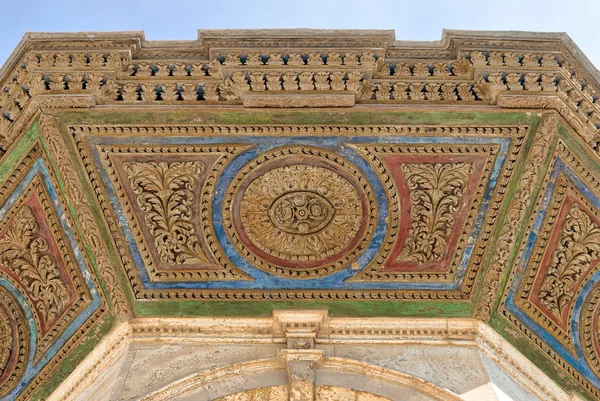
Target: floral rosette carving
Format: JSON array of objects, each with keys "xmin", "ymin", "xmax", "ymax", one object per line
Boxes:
[{"xmin": 225, "ymin": 147, "xmax": 377, "ymax": 279}]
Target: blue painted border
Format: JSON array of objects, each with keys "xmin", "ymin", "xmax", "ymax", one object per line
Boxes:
[
  {"xmin": 87, "ymin": 135, "xmax": 510, "ymax": 291},
  {"xmin": 505, "ymin": 157, "xmax": 600, "ymax": 389},
  {"xmin": 0, "ymin": 159, "xmax": 101, "ymax": 400}
]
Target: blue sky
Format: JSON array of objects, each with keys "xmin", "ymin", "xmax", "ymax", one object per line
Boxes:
[{"xmin": 1, "ymin": 0, "xmax": 599, "ymax": 71}]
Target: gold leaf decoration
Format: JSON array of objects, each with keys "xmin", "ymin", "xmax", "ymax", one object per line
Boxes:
[
  {"xmin": 539, "ymin": 204, "xmax": 600, "ymax": 316},
  {"xmin": 0, "ymin": 206, "xmax": 68, "ymax": 324},
  {"xmin": 123, "ymin": 161, "xmax": 209, "ymax": 265},
  {"xmin": 398, "ymin": 163, "xmax": 473, "ymax": 263}
]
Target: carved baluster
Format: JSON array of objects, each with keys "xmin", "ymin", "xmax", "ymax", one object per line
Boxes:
[
  {"xmin": 245, "ymin": 52, "xmax": 263, "ymax": 66},
  {"xmin": 202, "ymin": 83, "xmax": 219, "ymax": 101},
  {"xmin": 326, "ymin": 53, "xmax": 342, "ymax": 66},
  {"xmin": 307, "ymin": 53, "xmax": 323, "ymax": 66},
  {"xmin": 49, "ymin": 74, "xmax": 66, "ymax": 91},
  {"xmin": 139, "ymin": 83, "xmax": 157, "ymax": 101},
  {"xmin": 432, "ymin": 62, "xmax": 451, "ymax": 77},
  {"xmin": 39, "ymin": 53, "xmax": 55, "ymax": 67},
  {"xmin": 266, "ymin": 53, "xmax": 284, "ymax": 66},
  {"xmin": 181, "ymin": 83, "xmax": 199, "ymax": 101},
  {"xmin": 155, "ymin": 64, "xmax": 171, "ymax": 77},
  {"xmin": 231, "ymin": 72, "xmax": 250, "ymax": 93},
  {"xmin": 425, "ymin": 83, "xmax": 441, "ymax": 101},
  {"xmin": 160, "ymin": 83, "xmax": 179, "ymax": 101},
  {"xmin": 207, "ymin": 60, "xmax": 223, "ymax": 79},
  {"xmin": 67, "ymin": 72, "xmax": 84, "ymax": 91},
  {"xmin": 409, "ymin": 83, "xmax": 425, "ymax": 100},
  {"xmin": 172, "ymin": 63, "xmax": 189, "ymax": 77},
  {"xmin": 541, "ymin": 74, "xmax": 557, "ymax": 91},
  {"xmin": 345, "ymin": 72, "xmax": 362, "ymax": 91},
  {"xmin": 283, "ymin": 73, "xmax": 299, "ymax": 90},
  {"xmin": 136, "ymin": 62, "xmax": 152, "ymax": 77},
  {"xmin": 504, "ymin": 52, "xmax": 521, "ymax": 66},
  {"xmin": 524, "ymin": 73, "xmax": 541, "ymax": 91},
  {"xmin": 343, "ymin": 53, "xmax": 359, "ymax": 66},
  {"xmin": 299, "ymin": 72, "xmax": 314, "ymax": 91},
  {"xmin": 506, "ymin": 73, "xmax": 523, "ymax": 91},
  {"xmin": 470, "ymin": 51, "xmax": 488, "ymax": 67},
  {"xmin": 287, "ymin": 53, "xmax": 304, "ymax": 66},
  {"xmin": 121, "ymin": 83, "xmax": 140, "ymax": 102},
  {"xmin": 101, "ymin": 79, "xmax": 120, "ymax": 101},
  {"xmin": 54, "ymin": 53, "xmax": 70, "ymax": 67},
  {"xmin": 457, "ymin": 83, "xmax": 475, "ymax": 101},
  {"xmin": 85, "ymin": 73, "xmax": 104, "ymax": 91},
  {"xmin": 88, "ymin": 54, "xmax": 104, "ymax": 68},
  {"xmin": 329, "ymin": 72, "xmax": 344, "ymax": 91},
  {"xmin": 394, "ymin": 63, "xmax": 411, "ymax": 77},
  {"xmin": 266, "ymin": 73, "xmax": 282, "ymax": 91},
  {"xmin": 359, "ymin": 52, "xmax": 376, "ymax": 66},
  {"xmin": 393, "ymin": 82, "xmax": 409, "ymax": 100},
  {"xmin": 542, "ymin": 54, "xmax": 559, "ymax": 67},
  {"xmin": 451, "ymin": 58, "xmax": 473, "ymax": 78},
  {"xmin": 223, "ymin": 53, "xmax": 241, "ymax": 66},
  {"xmin": 440, "ymin": 83, "xmax": 458, "ymax": 101},
  {"xmin": 71, "ymin": 53, "xmax": 88, "ymax": 68},
  {"xmin": 375, "ymin": 83, "xmax": 390, "ymax": 100},
  {"xmin": 313, "ymin": 72, "xmax": 330, "ymax": 90},
  {"xmin": 250, "ymin": 72, "xmax": 266, "ymax": 91},
  {"xmin": 488, "ymin": 52, "xmax": 504, "ymax": 66},
  {"xmin": 412, "ymin": 63, "xmax": 430, "ymax": 78},
  {"xmin": 522, "ymin": 53, "xmax": 540, "ymax": 67}
]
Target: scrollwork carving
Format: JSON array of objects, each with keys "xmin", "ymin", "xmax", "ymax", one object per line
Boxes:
[
  {"xmin": 398, "ymin": 163, "xmax": 473, "ymax": 264},
  {"xmin": 0, "ymin": 206, "xmax": 68, "ymax": 325},
  {"xmin": 123, "ymin": 161, "xmax": 209, "ymax": 265}
]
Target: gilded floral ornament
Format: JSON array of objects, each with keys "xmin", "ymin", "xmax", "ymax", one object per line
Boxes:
[
  {"xmin": 225, "ymin": 147, "xmax": 377, "ymax": 278},
  {"xmin": 539, "ymin": 204, "xmax": 600, "ymax": 317},
  {"xmin": 0, "ymin": 206, "xmax": 68, "ymax": 325},
  {"xmin": 398, "ymin": 163, "xmax": 473, "ymax": 264},
  {"xmin": 240, "ymin": 165, "xmax": 362, "ymax": 261},
  {"xmin": 123, "ymin": 161, "xmax": 209, "ymax": 265}
]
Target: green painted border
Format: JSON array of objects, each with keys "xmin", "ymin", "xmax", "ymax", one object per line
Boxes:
[
  {"xmin": 0, "ymin": 119, "xmax": 119, "ymax": 401},
  {"xmin": 51, "ymin": 108, "xmax": 539, "ymax": 318},
  {"xmin": 486, "ymin": 120, "xmax": 600, "ymax": 401},
  {"xmin": 57, "ymin": 108, "xmax": 534, "ymax": 126}
]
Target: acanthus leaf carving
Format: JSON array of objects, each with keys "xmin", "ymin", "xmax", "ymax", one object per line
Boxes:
[
  {"xmin": 0, "ymin": 205, "xmax": 68, "ymax": 325},
  {"xmin": 123, "ymin": 161, "xmax": 210, "ymax": 265},
  {"xmin": 397, "ymin": 163, "xmax": 473, "ymax": 264},
  {"xmin": 539, "ymin": 204, "xmax": 600, "ymax": 316}
]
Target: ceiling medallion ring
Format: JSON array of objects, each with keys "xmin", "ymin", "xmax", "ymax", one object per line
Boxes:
[
  {"xmin": 224, "ymin": 146, "xmax": 378, "ymax": 279},
  {"xmin": 0, "ymin": 286, "xmax": 29, "ymax": 398}
]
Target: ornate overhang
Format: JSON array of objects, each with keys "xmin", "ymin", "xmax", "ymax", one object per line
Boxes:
[{"xmin": 0, "ymin": 29, "xmax": 599, "ymax": 400}]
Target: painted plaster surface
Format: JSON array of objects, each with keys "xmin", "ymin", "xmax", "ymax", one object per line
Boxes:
[
  {"xmin": 1, "ymin": 29, "xmax": 600, "ymax": 400},
  {"xmin": 110, "ymin": 343, "xmax": 283, "ymax": 400}
]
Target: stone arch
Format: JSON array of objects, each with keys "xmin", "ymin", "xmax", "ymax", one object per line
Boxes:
[
  {"xmin": 138, "ymin": 356, "xmax": 463, "ymax": 401},
  {"xmin": 213, "ymin": 385, "xmax": 392, "ymax": 401}
]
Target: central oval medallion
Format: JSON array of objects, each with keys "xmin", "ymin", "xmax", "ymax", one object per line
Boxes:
[
  {"xmin": 269, "ymin": 191, "xmax": 334, "ymax": 235},
  {"xmin": 224, "ymin": 147, "xmax": 377, "ymax": 279}
]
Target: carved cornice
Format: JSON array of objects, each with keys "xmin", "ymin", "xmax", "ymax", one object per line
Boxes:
[
  {"xmin": 47, "ymin": 313, "xmax": 578, "ymax": 401},
  {"xmin": 0, "ymin": 30, "xmax": 599, "ymax": 156}
]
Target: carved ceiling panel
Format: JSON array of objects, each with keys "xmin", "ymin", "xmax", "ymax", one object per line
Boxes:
[
  {"xmin": 72, "ymin": 124, "xmax": 524, "ymax": 301},
  {"xmin": 500, "ymin": 138, "xmax": 600, "ymax": 399},
  {"xmin": 1, "ymin": 29, "xmax": 600, "ymax": 400},
  {"xmin": 0, "ymin": 144, "xmax": 106, "ymax": 400}
]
